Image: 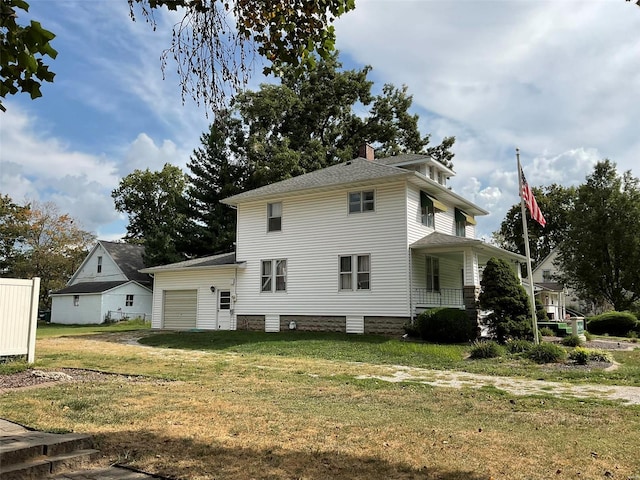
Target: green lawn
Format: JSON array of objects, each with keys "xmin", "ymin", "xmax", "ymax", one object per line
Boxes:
[{"xmin": 36, "ymin": 319, "xmax": 150, "ymax": 339}]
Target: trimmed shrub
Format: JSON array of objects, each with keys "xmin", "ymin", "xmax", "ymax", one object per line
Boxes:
[
  {"xmin": 526, "ymin": 343, "xmax": 567, "ymax": 364},
  {"xmin": 505, "ymin": 339, "xmax": 534, "ymax": 354},
  {"xmin": 539, "ymin": 326, "xmax": 555, "ymax": 337},
  {"xmin": 587, "ymin": 311, "xmax": 638, "ymax": 336},
  {"xmin": 561, "ymin": 334, "xmax": 583, "ymax": 347},
  {"xmin": 416, "ymin": 308, "xmax": 476, "ymax": 343},
  {"xmin": 469, "ymin": 340, "xmax": 504, "ymax": 359},
  {"xmin": 587, "ymin": 349, "xmax": 613, "ymax": 363},
  {"xmin": 403, "ymin": 322, "xmax": 420, "ymax": 339}
]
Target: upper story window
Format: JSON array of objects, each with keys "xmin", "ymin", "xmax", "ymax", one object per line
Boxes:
[
  {"xmin": 261, "ymin": 259, "xmax": 287, "ymax": 292},
  {"xmin": 455, "ymin": 208, "xmax": 476, "ymax": 237},
  {"xmin": 267, "ymin": 202, "xmax": 282, "ymax": 232},
  {"xmin": 420, "ymin": 192, "xmax": 435, "ymax": 228},
  {"xmin": 97, "ymin": 256, "xmax": 102, "ymax": 273},
  {"xmin": 438, "ymin": 172, "xmax": 447, "ymax": 186},
  {"xmin": 428, "ymin": 166, "xmax": 435, "ymax": 180},
  {"xmin": 73, "ymin": 295, "xmax": 80, "ymax": 307},
  {"xmin": 348, "ymin": 190, "xmax": 374, "ymax": 214},
  {"xmin": 339, "ymin": 254, "xmax": 370, "ymax": 291},
  {"xmin": 542, "ymin": 269, "xmax": 552, "ymax": 282},
  {"xmin": 126, "ymin": 294, "xmax": 134, "ymax": 306}
]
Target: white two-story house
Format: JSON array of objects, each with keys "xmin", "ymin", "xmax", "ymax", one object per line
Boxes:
[{"xmin": 141, "ymin": 152, "xmax": 525, "ymax": 335}]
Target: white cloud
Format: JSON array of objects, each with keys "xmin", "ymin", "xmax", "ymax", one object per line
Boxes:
[{"xmin": 119, "ymin": 133, "xmax": 190, "ymax": 176}]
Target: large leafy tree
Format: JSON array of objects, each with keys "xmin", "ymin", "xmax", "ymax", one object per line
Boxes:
[
  {"xmin": 1, "ymin": 0, "xmax": 354, "ymax": 112},
  {"xmin": 0, "ymin": 193, "xmax": 29, "ymax": 272},
  {"xmin": 1, "ymin": 199, "xmax": 95, "ymax": 308},
  {"xmin": 181, "ymin": 114, "xmax": 246, "ymax": 256},
  {"xmin": 557, "ymin": 160, "xmax": 640, "ymax": 311},
  {"xmin": 0, "ymin": 0, "xmax": 57, "ymax": 112},
  {"xmin": 232, "ymin": 53, "xmax": 455, "ymax": 190},
  {"xmin": 478, "ymin": 257, "xmax": 533, "ymax": 343},
  {"xmin": 493, "ymin": 184, "xmax": 577, "ymax": 269},
  {"xmin": 111, "ymin": 163, "xmax": 188, "ymax": 266}
]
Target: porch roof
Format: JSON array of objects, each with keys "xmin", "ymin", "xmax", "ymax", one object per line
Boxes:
[{"xmin": 410, "ymin": 232, "xmax": 526, "ymax": 262}]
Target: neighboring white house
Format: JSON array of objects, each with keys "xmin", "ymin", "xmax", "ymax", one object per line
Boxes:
[
  {"xmin": 50, "ymin": 241, "xmax": 153, "ymax": 324},
  {"xmin": 141, "ymin": 152, "xmax": 526, "ymax": 335}
]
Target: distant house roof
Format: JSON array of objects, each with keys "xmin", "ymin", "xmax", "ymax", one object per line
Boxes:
[
  {"xmin": 410, "ymin": 232, "xmax": 526, "ymax": 262},
  {"xmin": 51, "ymin": 281, "xmax": 146, "ymax": 295},
  {"xmin": 100, "ymin": 241, "xmax": 149, "ymax": 284},
  {"xmin": 139, "ymin": 252, "xmax": 244, "ymax": 274}
]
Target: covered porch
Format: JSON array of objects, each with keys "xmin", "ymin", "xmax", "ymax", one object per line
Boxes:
[{"xmin": 409, "ymin": 232, "xmax": 527, "ymax": 319}]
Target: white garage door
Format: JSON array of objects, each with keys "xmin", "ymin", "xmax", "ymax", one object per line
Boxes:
[{"xmin": 163, "ymin": 290, "xmax": 197, "ymax": 329}]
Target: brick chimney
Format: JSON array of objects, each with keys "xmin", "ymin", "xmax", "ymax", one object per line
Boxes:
[{"xmin": 358, "ymin": 144, "xmax": 375, "ymax": 161}]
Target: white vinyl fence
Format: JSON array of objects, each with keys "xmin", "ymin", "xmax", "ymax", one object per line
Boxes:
[{"xmin": 0, "ymin": 277, "xmax": 40, "ymax": 363}]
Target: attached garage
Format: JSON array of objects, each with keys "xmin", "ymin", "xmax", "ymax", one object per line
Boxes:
[{"xmin": 163, "ymin": 289, "xmax": 197, "ymax": 329}]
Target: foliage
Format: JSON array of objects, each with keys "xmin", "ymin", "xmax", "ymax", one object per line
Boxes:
[
  {"xmin": 128, "ymin": 0, "xmax": 355, "ymax": 113},
  {"xmin": 180, "ymin": 114, "xmax": 245, "ymax": 256},
  {"xmin": 561, "ymin": 334, "xmax": 583, "ymax": 347},
  {"xmin": 111, "ymin": 164, "xmax": 188, "ymax": 266},
  {"xmin": 493, "ymin": 184, "xmax": 577, "ymax": 271},
  {"xmin": 557, "ymin": 161, "xmax": 640, "ymax": 311},
  {"xmin": 0, "ymin": 0, "xmax": 58, "ymax": 112},
  {"xmin": 539, "ymin": 326, "xmax": 555, "ymax": 337},
  {"xmin": 587, "ymin": 311, "xmax": 638, "ymax": 336},
  {"xmin": 505, "ymin": 339, "xmax": 534, "ymax": 354},
  {"xmin": 415, "ymin": 307, "xmax": 476, "ymax": 343},
  {"xmin": 525, "ymin": 342, "xmax": 567, "ymax": 364},
  {"xmin": 569, "ymin": 347, "xmax": 589, "ymax": 365},
  {"xmin": 468, "ymin": 340, "xmax": 504, "ymax": 359},
  {"xmin": 0, "ymin": 194, "xmax": 29, "ymax": 272},
  {"xmin": 0, "ymin": 197, "xmax": 95, "ymax": 309},
  {"xmin": 478, "ymin": 257, "xmax": 533, "ymax": 343}
]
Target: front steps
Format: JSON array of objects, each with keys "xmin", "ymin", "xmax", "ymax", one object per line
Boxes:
[{"xmin": 0, "ymin": 429, "xmax": 99, "ymax": 479}]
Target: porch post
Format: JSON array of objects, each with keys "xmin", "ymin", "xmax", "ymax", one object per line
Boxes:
[{"xmin": 463, "ymin": 285, "xmax": 480, "ymax": 335}]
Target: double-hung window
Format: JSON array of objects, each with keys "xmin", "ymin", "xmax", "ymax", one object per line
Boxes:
[
  {"xmin": 426, "ymin": 256, "xmax": 440, "ymax": 292},
  {"xmin": 126, "ymin": 294, "xmax": 134, "ymax": 306},
  {"xmin": 73, "ymin": 295, "xmax": 80, "ymax": 307},
  {"xmin": 420, "ymin": 192, "xmax": 435, "ymax": 227},
  {"xmin": 267, "ymin": 202, "xmax": 282, "ymax": 232},
  {"xmin": 261, "ymin": 259, "xmax": 287, "ymax": 292},
  {"xmin": 339, "ymin": 254, "xmax": 370, "ymax": 291},
  {"xmin": 348, "ymin": 191, "xmax": 374, "ymax": 214},
  {"xmin": 97, "ymin": 256, "xmax": 102, "ymax": 273}
]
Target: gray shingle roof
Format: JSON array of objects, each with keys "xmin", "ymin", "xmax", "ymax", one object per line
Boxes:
[
  {"xmin": 52, "ymin": 281, "xmax": 131, "ymax": 295},
  {"xmin": 222, "ymin": 158, "xmax": 412, "ymax": 205},
  {"xmin": 101, "ymin": 241, "xmax": 149, "ymax": 284},
  {"xmin": 139, "ymin": 252, "xmax": 241, "ymax": 273},
  {"xmin": 410, "ymin": 232, "xmax": 526, "ymax": 261}
]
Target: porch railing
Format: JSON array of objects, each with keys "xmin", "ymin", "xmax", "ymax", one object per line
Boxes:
[{"xmin": 413, "ymin": 288, "xmax": 464, "ymax": 307}]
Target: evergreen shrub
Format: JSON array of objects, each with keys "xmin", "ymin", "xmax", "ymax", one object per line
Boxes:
[
  {"xmin": 587, "ymin": 311, "xmax": 638, "ymax": 336},
  {"xmin": 505, "ymin": 339, "xmax": 534, "ymax": 354},
  {"xmin": 561, "ymin": 334, "xmax": 583, "ymax": 347},
  {"xmin": 416, "ymin": 307, "xmax": 476, "ymax": 343}
]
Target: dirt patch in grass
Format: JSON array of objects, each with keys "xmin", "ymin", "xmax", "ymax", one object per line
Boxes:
[{"xmin": 0, "ymin": 368, "xmax": 170, "ymax": 393}]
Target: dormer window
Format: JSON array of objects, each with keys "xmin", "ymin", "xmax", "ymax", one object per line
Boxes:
[
  {"xmin": 438, "ymin": 172, "xmax": 447, "ymax": 186},
  {"xmin": 429, "ymin": 166, "xmax": 435, "ymax": 180},
  {"xmin": 348, "ymin": 191, "xmax": 374, "ymax": 214},
  {"xmin": 267, "ymin": 202, "xmax": 282, "ymax": 232}
]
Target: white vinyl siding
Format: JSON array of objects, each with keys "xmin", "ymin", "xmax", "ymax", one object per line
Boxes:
[
  {"xmin": 235, "ymin": 181, "xmax": 409, "ymax": 317},
  {"xmin": 411, "ymin": 251, "xmax": 464, "ymax": 292},
  {"xmin": 70, "ymin": 244, "xmax": 127, "ymax": 284},
  {"xmin": 149, "ymin": 268, "xmax": 236, "ymax": 330},
  {"xmin": 163, "ymin": 290, "xmax": 197, "ymax": 329}
]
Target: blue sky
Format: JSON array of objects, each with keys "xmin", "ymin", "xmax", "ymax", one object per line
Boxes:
[{"xmin": 1, "ymin": 0, "xmax": 639, "ymax": 243}]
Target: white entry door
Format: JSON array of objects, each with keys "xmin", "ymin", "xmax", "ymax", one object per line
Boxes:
[{"xmin": 217, "ymin": 290, "xmax": 232, "ymax": 330}]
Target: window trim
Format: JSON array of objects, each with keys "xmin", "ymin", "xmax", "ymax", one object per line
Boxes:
[
  {"xmin": 339, "ymin": 254, "xmax": 371, "ymax": 291},
  {"xmin": 261, "ymin": 259, "xmax": 287, "ymax": 293},
  {"xmin": 125, "ymin": 294, "xmax": 134, "ymax": 307},
  {"xmin": 97, "ymin": 256, "xmax": 102, "ymax": 273},
  {"xmin": 348, "ymin": 190, "xmax": 375, "ymax": 214},
  {"xmin": 267, "ymin": 202, "xmax": 282, "ymax": 232},
  {"xmin": 73, "ymin": 295, "xmax": 80, "ymax": 307},
  {"xmin": 420, "ymin": 192, "xmax": 435, "ymax": 227},
  {"xmin": 426, "ymin": 255, "xmax": 440, "ymax": 292}
]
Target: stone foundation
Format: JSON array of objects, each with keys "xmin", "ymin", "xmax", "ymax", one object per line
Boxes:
[
  {"xmin": 280, "ymin": 315, "xmax": 346, "ymax": 333},
  {"xmin": 236, "ymin": 315, "xmax": 265, "ymax": 331},
  {"xmin": 364, "ymin": 316, "xmax": 408, "ymax": 336}
]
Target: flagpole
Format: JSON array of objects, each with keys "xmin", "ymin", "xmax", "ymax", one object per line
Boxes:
[{"xmin": 517, "ymin": 148, "xmax": 540, "ymax": 345}]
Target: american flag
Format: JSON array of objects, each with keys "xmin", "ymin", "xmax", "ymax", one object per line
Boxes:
[{"xmin": 520, "ymin": 167, "xmax": 546, "ymax": 227}]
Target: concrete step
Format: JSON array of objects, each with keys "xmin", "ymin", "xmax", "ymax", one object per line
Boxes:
[
  {"xmin": 0, "ymin": 449, "xmax": 100, "ymax": 480},
  {"xmin": 1, "ymin": 432, "xmax": 93, "ymax": 466}
]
